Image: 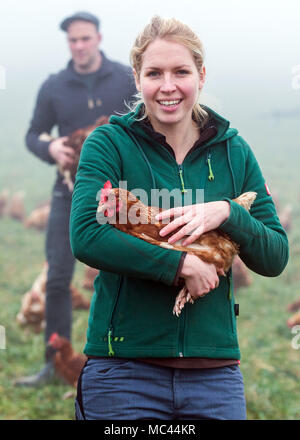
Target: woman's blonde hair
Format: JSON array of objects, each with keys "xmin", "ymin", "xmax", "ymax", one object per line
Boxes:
[{"xmin": 129, "ymin": 15, "xmax": 208, "ymax": 125}]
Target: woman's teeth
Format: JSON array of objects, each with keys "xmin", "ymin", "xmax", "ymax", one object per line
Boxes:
[{"xmin": 158, "ymin": 100, "xmax": 181, "ymax": 106}]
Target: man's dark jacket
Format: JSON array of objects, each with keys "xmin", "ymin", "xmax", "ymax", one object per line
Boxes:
[{"xmin": 25, "ymin": 51, "xmax": 136, "ymax": 195}]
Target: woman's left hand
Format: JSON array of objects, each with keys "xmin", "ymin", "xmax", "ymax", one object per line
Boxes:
[{"xmin": 155, "ymin": 201, "xmax": 231, "ymax": 246}]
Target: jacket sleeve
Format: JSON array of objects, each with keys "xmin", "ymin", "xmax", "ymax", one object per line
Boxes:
[
  {"xmin": 219, "ymin": 139, "xmax": 289, "ymax": 277},
  {"xmin": 25, "ymin": 77, "xmax": 56, "ymax": 164},
  {"xmin": 70, "ymin": 127, "xmax": 183, "ymax": 286}
]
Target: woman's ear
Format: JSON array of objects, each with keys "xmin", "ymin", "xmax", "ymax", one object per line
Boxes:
[
  {"xmin": 133, "ymin": 69, "xmax": 141, "ymax": 92},
  {"xmin": 199, "ymin": 65, "xmax": 206, "ymax": 91}
]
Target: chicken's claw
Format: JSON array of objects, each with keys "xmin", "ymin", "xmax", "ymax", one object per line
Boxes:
[{"xmin": 173, "ymin": 286, "xmax": 194, "ymax": 317}]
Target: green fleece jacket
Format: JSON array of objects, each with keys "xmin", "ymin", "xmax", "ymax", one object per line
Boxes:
[{"xmin": 70, "ymin": 105, "xmax": 289, "ymax": 359}]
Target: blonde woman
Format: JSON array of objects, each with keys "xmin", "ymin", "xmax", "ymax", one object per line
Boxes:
[{"xmin": 70, "ymin": 16, "xmax": 288, "ymax": 420}]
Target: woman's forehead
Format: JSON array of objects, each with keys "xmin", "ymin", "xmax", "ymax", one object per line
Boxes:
[{"xmin": 141, "ymin": 39, "xmax": 195, "ymax": 69}]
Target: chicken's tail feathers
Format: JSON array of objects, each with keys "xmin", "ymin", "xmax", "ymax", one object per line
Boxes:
[{"xmin": 233, "ymin": 191, "xmax": 257, "ymax": 211}]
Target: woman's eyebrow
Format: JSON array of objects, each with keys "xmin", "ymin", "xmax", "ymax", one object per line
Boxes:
[{"xmin": 144, "ymin": 64, "xmax": 192, "ymax": 70}]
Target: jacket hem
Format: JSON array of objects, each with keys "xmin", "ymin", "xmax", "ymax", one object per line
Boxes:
[{"xmin": 84, "ymin": 343, "xmax": 241, "ymax": 360}]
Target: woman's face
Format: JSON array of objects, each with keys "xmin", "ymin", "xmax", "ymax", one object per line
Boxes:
[{"xmin": 134, "ymin": 38, "xmax": 205, "ymax": 132}]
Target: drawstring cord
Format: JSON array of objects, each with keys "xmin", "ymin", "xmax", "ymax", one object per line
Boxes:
[{"xmin": 207, "ymin": 152, "xmax": 215, "ymax": 181}]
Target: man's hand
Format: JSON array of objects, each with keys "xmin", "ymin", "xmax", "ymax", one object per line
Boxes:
[{"xmin": 49, "ymin": 137, "xmax": 75, "ymax": 170}]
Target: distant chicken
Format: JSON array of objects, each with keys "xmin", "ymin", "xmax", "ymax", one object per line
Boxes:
[
  {"xmin": 8, "ymin": 191, "xmax": 26, "ymax": 221},
  {"xmin": 97, "ymin": 181, "xmax": 257, "ymax": 316},
  {"xmin": 48, "ymin": 333, "xmax": 87, "ymax": 387},
  {"xmin": 278, "ymin": 204, "xmax": 292, "ymax": 232},
  {"xmin": 17, "ymin": 263, "xmax": 90, "ymax": 332},
  {"xmin": 82, "ymin": 265, "xmax": 99, "ymax": 290},
  {"xmin": 232, "ymin": 255, "xmax": 252, "ymax": 290},
  {"xmin": 70, "ymin": 285, "xmax": 90, "ymax": 310},
  {"xmin": 0, "ymin": 189, "xmax": 9, "ymax": 217},
  {"xmin": 287, "ymin": 298, "xmax": 300, "ymax": 313},
  {"xmin": 16, "ymin": 263, "xmax": 47, "ymax": 333},
  {"xmin": 39, "ymin": 116, "xmax": 109, "ymax": 192},
  {"xmin": 24, "ymin": 201, "xmax": 51, "ymax": 230},
  {"xmin": 287, "ymin": 310, "xmax": 300, "ymax": 328}
]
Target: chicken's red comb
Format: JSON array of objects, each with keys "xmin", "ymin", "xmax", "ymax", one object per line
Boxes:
[
  {"xmin": 104, "ymin": 180, "xmax": 112, "ymax": 189},
  {"xmin": 49, "ymin": 332, "xmax": 59, "ymax": 343},
  {"xmin": 101, "ymin": 180, "xmax": 113, "ymax": 203}
]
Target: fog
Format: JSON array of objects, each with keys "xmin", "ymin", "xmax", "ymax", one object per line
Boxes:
[{"xmin": 1, "ymin": 0, "xmax": 300, "ymax": 130}]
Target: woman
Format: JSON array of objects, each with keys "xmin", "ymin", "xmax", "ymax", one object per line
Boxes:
[{"xmin": 70, "ymin": 16, "xmax": 288, "ymax": 420}]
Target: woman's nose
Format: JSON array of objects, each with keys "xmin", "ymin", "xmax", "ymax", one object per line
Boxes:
[{"xmin": 160, "ymin": 75, "xmax": 176, "ymax": 93}]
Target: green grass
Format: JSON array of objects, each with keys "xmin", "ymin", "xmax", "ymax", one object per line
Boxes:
[{"xmin": 0, "ymin": 119, "xmax": 300, "ymax": 420}]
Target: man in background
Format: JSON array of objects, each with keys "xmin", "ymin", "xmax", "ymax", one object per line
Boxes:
[{"xmin": 15, "ymin": 12, "xmax": 136, "ymax": 386}]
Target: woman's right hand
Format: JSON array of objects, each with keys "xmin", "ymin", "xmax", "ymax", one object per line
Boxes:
[{"xmin": 179, "ymin": 254, "xmax": 225, "ymax": 300}]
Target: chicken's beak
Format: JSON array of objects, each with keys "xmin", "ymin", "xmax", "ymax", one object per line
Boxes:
[{"xmin": 97, "ymin": 202, "xmax": 105, "ymax": 214}]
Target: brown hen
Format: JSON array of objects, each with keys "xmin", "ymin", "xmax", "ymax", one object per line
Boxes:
[
  {"xmin": 39, "ymin": 115, "xmax": 109, "ymax": 192},
  {"xmin": 48, "ymin": 333, "xmax": 87, "ymax": 387},
  {"xmin": 97, "ymin": 181, "xmax": 256, "ymax": 316}
]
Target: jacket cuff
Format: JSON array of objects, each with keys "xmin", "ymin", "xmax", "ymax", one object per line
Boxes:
[
  {"xmin": 39, "ymin": 140, "xmax": 56, "ymax": 164},
  {"xmin": 219, "ymin": 198, "xmax": 253, "ymax": 245},
  {"xmin": 173, "ymin": 252, "xmax": 187, "ymax": 286}
]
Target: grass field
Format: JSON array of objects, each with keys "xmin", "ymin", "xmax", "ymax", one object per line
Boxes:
[{"xmin": 0, "ymin": 116, "xmax": 299, "ymax": 420}]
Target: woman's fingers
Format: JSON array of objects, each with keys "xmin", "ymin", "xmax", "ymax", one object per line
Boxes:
[
  {"xmin": 159, "ymin": 210, "xmax": 193, "ymax": 237},
  {"xmin": 155, "ymin": 206, "xmax": 186, "ymax": 221}
]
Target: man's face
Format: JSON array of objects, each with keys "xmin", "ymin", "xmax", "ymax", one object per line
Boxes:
[{"xmin": 67, "ymin": 20, "xmax": 101, "ymax": 70}]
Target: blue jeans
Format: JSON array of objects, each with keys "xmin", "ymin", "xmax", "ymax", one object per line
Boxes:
[{"xmin": 75, "ymin": 358, "xmax": 247, "ymax": 420}]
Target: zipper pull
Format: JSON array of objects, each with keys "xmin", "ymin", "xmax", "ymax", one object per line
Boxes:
[
  {"xmin": 88, "ymin": 98, "xmax": 95, "ymax": 109},
  {"xmin": 207, "ymin": 153, "xmax": 214, "ymax": 181},
  {"xmin": 108, "ymin": 327, "xmax": 115, "ymax": 357},
  {"xmin": 178, "ymin": 165, "xmax": 187, "ymax": 193}
]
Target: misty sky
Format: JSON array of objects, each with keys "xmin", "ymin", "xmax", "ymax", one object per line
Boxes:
[{"xmin": 1, "ymin": 0, "xmax": 300, "ymax": 121}]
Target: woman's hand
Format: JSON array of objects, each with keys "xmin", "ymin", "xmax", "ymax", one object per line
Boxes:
[
  {"xmin": 179, "ymin": 254, "xmax": 224, "ymax": 299},
  {"xmin": 155, "ymin": 201, "xmax": 230, "ymax": 246}
]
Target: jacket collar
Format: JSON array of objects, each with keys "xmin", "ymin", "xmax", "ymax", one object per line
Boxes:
[
  {"xmin": 138, "ymin": 115, "xmax": 218, "ymax": 159},
  {"xmin": 63, "ymin": 51, "xmax": 113, "ymax": 84}
]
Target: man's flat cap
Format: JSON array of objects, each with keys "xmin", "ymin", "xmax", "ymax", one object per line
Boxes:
[{"xmin": 60, "ymin": 12, "xmax": 100, "ymax": 31}]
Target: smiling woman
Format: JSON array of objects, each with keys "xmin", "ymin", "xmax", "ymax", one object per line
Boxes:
[{"xmin": 70, "ymin": 15, "xmax": 289, "ymax": 420}]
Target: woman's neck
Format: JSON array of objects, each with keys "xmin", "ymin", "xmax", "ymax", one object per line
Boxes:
[{"xmin": 151, "ymin": 118, "xmax": 200, "ymax": 164}]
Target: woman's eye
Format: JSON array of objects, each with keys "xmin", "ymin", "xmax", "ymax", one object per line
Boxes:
[
  {"xmin": 177, "ymin": 70, "xmax": 189, "ymax": 75},
  {"xmin": 147, "ymin": 71, "xmax": 160, "ymax": 77}
]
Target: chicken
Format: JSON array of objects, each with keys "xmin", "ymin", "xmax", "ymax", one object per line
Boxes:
[
  {"xmin": 0, "ymin": 189, "xmax": 9, "ymax": 217},
  {"xmin": 82, "ymin": 265, "xmax": 99, "ymax": 290},
  {"xmin": 97, "ymin": 181, "xmax": 257, "ymax": 316},
  {"xmin": 47, "ymin": 333, "xmax": 87, "ymax": 387},
  {"xmin": 232, "ymin": 255, "xmax": 252, "ymax": 290},
  {"xmin": 16, "ymin": 263, "xmax": 47, "ymax": 333},
  {"xmin": 39, "ymin": 115, "xmax": 109, "ymax": 192},
  {"xmin": 70, "ymin": 285, "xmax": 90, "ymax": 310},
  {"xmin": 17, "ymin": 263, "xmax": 90, "ymax": 332},
  {"xmin": 287, "ymin": 298, "xmax": 300, "ymax": 313},
  {"xmin": 24, "ymin": 201, "xmax": 51, "ymax": 230},
  {"xmin": 287, "ymin": 310, "xmax": 300, "ymax": 328},
  {"xmin": 278, "ymin": 204, "xmax": 292, "ymax": 232},
  {"xmin": 8, "ymin": 191, "xmax": 26, "ymax": 221}
]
